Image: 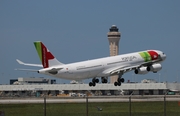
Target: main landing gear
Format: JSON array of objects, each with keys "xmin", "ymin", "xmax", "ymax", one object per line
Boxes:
[
  {"xmin": 101, "ymin": 77, "xmax": 108, "ymax": 83},
  {"xmin": 89, "ymin": 78, "xmax": 99, "ymax": 87},
  {"xmin": 114, "ymin": 75, "xmax": 125, "ymax": 86},
  {"xmin": 89, "ymin": 77, "xmax": 108, "ymax": 87}
]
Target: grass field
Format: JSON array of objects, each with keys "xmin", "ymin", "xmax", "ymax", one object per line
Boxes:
[{"xmin": 0, "ymin": 101, "xmax": 180, "ymax": 116}]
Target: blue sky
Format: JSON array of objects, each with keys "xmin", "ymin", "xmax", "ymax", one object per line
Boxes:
[{"xmin": 0, "ymin": 0, "xmax": 180, "ymax": 84}]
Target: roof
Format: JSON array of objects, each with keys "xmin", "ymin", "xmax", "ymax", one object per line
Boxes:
[{"xmin": 0, "ymin": 83, "xmax": 168, "ymax": 91}]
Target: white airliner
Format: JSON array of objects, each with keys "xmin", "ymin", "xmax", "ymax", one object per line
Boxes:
[{"xmin": 16, "ymin": 41, "xmax": 166, "ymax": 86}]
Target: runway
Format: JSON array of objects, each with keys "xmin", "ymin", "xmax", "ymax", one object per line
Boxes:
[{"xmin": 0, "ymin": 96, "xmax": 180, "ymax": 104}]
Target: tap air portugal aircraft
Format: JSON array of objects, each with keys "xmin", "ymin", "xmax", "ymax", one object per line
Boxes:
[{"xmin": 16, "ymin": 41, "xmax": 166, "ymax": 87}]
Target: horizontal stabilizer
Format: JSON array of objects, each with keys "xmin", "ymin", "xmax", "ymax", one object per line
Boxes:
[
  {"xmin": 15, "ymin": 68, "xmax": 38, "ymax": 72},
  {"xmin": 16, "ymin": 59, "xmax": 42, "ymax": 67}
]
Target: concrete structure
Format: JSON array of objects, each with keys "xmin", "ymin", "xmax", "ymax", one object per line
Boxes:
[
  {"xmin": 107, "ymin": 25, "xmax": 121, "ymax": 83},
  {"xmin": 1, "ymin": 83, "xmax": 180, "ymax": 97},
  {"xmin": 10, "ymin": 77, "xmax": 56, "ymax": 85}
]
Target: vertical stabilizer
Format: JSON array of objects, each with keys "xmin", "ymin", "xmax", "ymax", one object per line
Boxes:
[{"xmin": 34, "ymin": 41, "xmax": 64, "ymax": 68}]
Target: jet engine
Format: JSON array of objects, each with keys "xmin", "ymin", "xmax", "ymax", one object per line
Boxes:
[
  {"xmin": 134, "ymin": 67, "xmax": 148, "ymax": 74},
  {"xmin": 146, "ymin": 63, "xmax": 162, "ymax": 73}
]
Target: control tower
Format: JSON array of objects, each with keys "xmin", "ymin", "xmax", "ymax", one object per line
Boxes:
[{"xmin": 107, "ymin": 25, "xmax": 121, "ymax": 83}]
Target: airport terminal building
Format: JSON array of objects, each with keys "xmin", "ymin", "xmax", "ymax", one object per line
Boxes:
[{"xmin": 0, "ymin": 77, "xmax": 180, "ymax": 97}]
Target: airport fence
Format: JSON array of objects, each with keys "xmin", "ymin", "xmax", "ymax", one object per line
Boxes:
[{"xmin": 0, "ymin": 95, "xmax": 180, "ymax": 116}]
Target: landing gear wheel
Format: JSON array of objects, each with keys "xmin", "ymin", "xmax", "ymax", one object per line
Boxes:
[
  {"xmin": 89, "ymin": 82, "xmax": 93, "ymax": 87},
  {"xmin": 118, "ymin": 78, "xmax": 125, "ymax": 83},
  {"xmin": 118, "ymin": 82, "xmax": 121, "ymax": 86},
  {"xmin": 90, "ymin": 78, "xmax": 99, "ymax": 87},
  {"xmin": 92, "ymin": 78, "xmax": 99, "ymax": 83},
  {"xmin": 114, "ymin": 82, "xmax": 118, "ymax": 86},
  {"xmin": 115, "ymin": 77, "xmax": 124, "ymax": 86},
  {"xmin": 114, "ymin": 82, "xmax": 121, "ymax": 86},
  {"xmin": 120, "ymin": 78, "xmax": 125, "ymax": 83},
  {"xmin": 95, "ymin": 79, "xmax": 99, "ymax": 83},
  {"xmin": 104, "ymin": 79, "xmax": 107, "ymax": 83}
]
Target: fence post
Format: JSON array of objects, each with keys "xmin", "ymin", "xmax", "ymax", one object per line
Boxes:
[
  {"xmin": 86, "ymin": 94, "xmax": 88, "ymax": 116},
  {"xmin": 164, "ymin": 95, "xmax": 166, "ymax": 116},
  {"xmin": 164, "ymin": 90, "xmax": 169, "ymax": 116},
  {"xmin": 129, "ymin": 91, "xmax": 133, "ymax": 116},
  {"xmin": 129, "ymin": 96, "xmax": 131, "ymax": 116},
  {"xmin": 44, "ymin": 96, "xmax": 46, "ymax": 116}
]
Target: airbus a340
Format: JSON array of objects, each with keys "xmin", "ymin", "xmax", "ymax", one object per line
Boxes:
[{"xmin": 17, "ymin": 41, "xmax": 166, "ymax": 86}]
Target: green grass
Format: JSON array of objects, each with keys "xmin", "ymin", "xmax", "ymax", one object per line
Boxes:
[{"xmin": 0, "ymin": 101, "xmax": 180, "ymax": 116}]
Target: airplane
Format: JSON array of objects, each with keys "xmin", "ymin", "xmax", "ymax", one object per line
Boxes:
[{"xmin": 16, "ymin": 41, "xmax": 166, "ymax": 87}]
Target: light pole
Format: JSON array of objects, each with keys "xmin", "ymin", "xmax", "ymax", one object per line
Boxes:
[
  {"xmin": 1, "ymin": 73, "xmax": 4, "ymax": 84},
  {"xmin": 177, "ymin": 71, "xmax": 179, "ymax": 82},
  {"xmin": 44, "ymin": 96, "xmax": 46, "ymax": 116},
  {"xmin": 159, "ymin": 73, "xmax": 161, "ymax": 83},
  {"xmin": 163, "ymin": 70, "xmax": 167, "ymax": 83},
  {"xmin": 131, "ymin": 74, "xmax": 134, "ymax": 82},
  {"xmin": 86, "ymin": 92, "xmax": 88, "ymax": 116}
]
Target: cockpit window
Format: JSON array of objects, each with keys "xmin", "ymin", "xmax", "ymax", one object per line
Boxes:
[{"xmin": 163, "ymin": 52, "xmax": 165, "ymax": 55}]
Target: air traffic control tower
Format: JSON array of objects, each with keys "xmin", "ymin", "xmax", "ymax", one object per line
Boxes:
[{"xmin": 107, "ymin": 25, "xmax": 121, "ymax": 83}]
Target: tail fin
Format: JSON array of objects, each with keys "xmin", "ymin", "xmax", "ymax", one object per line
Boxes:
[{"xmin": 34, "ymin": 41, "xmax": 64, "ymax": 68}]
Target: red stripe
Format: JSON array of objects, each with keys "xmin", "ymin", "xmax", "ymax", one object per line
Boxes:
[
  {"xmin": 47, "ymin": 51, "xmax": 54, "ymax": 60},
  {"xmin": 41, "ymin": 42, "xmax": 55, "ymax": 68},
  {"xmin": 41, "ymin": 43, "xmax": 48, "ymax": 68},
  {"xmin": 148, "ymin": 50, "xmax": 158, "ymax": 60}
]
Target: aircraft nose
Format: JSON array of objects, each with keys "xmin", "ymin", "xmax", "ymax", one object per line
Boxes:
[{"xmin": 161, "ymin": 52, "xmax": 166, "ymax": 61}]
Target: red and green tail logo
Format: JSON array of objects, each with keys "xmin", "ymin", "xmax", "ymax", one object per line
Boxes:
[
  {"xmin": 34, "ymin": 41, "xmax": 54, "ymax": 68},
  {"xmin": 139, "ymin": 50, "xmax": 158, "ymax": 62}
]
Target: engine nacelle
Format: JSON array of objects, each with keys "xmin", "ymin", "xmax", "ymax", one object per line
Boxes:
[
  {"xmin": 134, "ymin": 67, "xmax": 148, "ymax": 74},
  {"xmin": 146, "ymin": 63, "xmax": 162, "ymax": 72}
]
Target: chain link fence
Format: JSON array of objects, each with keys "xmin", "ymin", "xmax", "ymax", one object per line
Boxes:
[{"xmin": 0, "ymin": 95, "xmax": 180, "ymax": 116}]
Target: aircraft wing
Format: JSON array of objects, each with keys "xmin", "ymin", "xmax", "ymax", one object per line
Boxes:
[
  {"xmin": 106, "ymin": 59, "xmax": 162, "ymax": 76},
  {"xmin": 106, "ymin": 65, "xmax": 139, "ymax": 75},
  {"xmin": 16, "ymin": 59, "xmax": 43, "ymax": 67}
]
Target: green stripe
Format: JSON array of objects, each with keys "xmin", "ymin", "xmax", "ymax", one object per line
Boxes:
[
  {"xmin": 143, "ymin": 52, "xmax": 151, "ymax": 62},
  {"xmin": 139, "ymin": 52, "xmax": 146, "ymax": 61},
  {"xmin": 139, "ymin": 52, "xmax": 152, "ymax": 62},
  {"xmin": 34, "ymin": 41, "xmax": 42, "ymax": 62}
]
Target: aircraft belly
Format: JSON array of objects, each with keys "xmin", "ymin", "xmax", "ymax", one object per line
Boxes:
[
  {"xmin": 52, "ymin": 70, "xmax": 89, "ymax": 80},
  {"xmin": 70, "ymin": 67, "xmax": 103, "ymax": 80}
]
